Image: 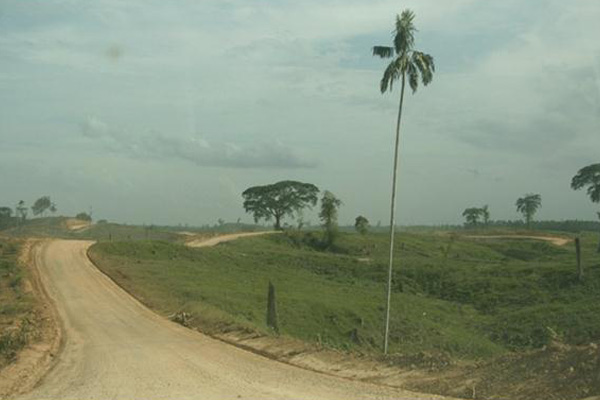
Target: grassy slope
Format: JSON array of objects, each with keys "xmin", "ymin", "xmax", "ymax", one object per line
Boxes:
[
  {"xmin": 89, "ymin": 230, "xmax": 600, "ymax": 361},
  {"xmin": 0, "ymin": 238, "xmax": 34, "ymax": 367}
]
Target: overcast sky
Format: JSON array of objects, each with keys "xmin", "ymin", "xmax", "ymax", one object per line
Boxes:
[{"xmin": 1, "ymin": 0, "xmax": 599, "ymax": 226}]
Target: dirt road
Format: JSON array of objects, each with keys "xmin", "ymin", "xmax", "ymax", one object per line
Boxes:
[
  {"xmin": 15, "ymin": 240, "xmax": 452, "ymax": 400},
  {"xmin": 465, "ymin": 235, "xmax": 571, "ymax": 246},
  {"xmin": 185, "ymin": 231, "xmax": 278, "ymax": 248}
]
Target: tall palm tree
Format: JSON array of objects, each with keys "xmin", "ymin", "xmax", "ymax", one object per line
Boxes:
[
  {"xmin": 571, "ymin": 163, "xmax": 600, "ymax": 252},
  {"xmin": 515, "ymin": 194, "xmax": 542, "ymax": 230},
  {"xmin": 373, "ymin": 9, "xmax": 435, "ymax": 355},
  {"xmin": 481, "ymin": 205, "xmax": 490, "ymax": 226}
]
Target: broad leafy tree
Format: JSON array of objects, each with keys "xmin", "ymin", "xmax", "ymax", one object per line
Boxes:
[
  {"xmin": 76, "ymin": 212, "xmax": 92, "ymax": 221},
  {"xmin": 31, "ymin": 196, "xmax": 52, "ymax": 217},
  {"xmin": 242, "ymin": 181, "xmax": 319, "ymax": 230},
  {"xmin": 319, "ymin": 191, "xmax": 343, "ymax": 247},
  {"xmin": 516, "ymin": 194, "xmax": 542, "ymax": 229},
  {"xmin": 462, "ymin": 207, "xmax": 482, "ymax": 226},
  {"xmin": 354, "ymin": 215, "xmax": 370, "ymax": 235},
  {"xmin": 373, "ymin": 9, "xmax": 435, "ymax": 354},
  {"xmin": 571, "ymin": 163, "xmax": 600, "ymax": 252}
]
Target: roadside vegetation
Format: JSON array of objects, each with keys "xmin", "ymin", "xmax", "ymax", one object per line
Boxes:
[
  {"xmin": 0, "ymin": 238, "xmax": 34, "ymax": 368},
  {"xmin": 88, "ymin": 230, "xmax": 600, "ymax": 360}
]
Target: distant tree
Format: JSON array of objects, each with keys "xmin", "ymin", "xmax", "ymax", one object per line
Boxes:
[
  {"xmin": 31, "ymin": 196, "xmax": 52, "ymax": 217},
  {"xmin": 217, "ymin": 218, "xmax": 225, "ymax": 226},
  {"xmin": 355, "ymin": 215, "xmax": 370, "ymax": 235},
  {"xmin": 76, "ymin": 212, "xmax": 92, "ymax": 221},
  {"xmin": 16, "ymin": 200, "xmax": 27, "ymax": 222},
  {"xmin": 50, "ymin": 203, "xmax": 57, "ymax": 215},
  {"xmin": 571, "ymin": 163, "xmax": 600, "ymax": 252},
  {"xmin": 481, "ymin": 205, "xmax": 490, "ymax": 226},
  {"xmin": 373, "ymin": 9, "xmax": 435, "ymax": 355},
  {"xmin": 319, "ymin": 191, "xmax": 343, "ymax": 247},
  {"xmin": 242, "ymin": 181, "xmax": 319, "ymax": 230},
  {"xmin": 462, "ymin": 207, "xmax": 482, "ymax": 226},
  {"xmin": 516, "ymin": 194, "xmax": 542, "ymax": 229},
  {"xmin": 0, "ymin": 207, "xmax": 12, "ymax": 229}
]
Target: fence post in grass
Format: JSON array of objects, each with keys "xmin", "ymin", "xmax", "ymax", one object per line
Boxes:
[
  {"xmin": 575, "ymin": 237, "xmax": 583, "ymax": 281},
  {"xmin": 266, "ymin": 281, "xmax": 279, "ymax": 333}
]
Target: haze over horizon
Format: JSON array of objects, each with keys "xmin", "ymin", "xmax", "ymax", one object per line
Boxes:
[{"xmin": 2, "ymin": 0, "xmax": 599, "ymax": 226}]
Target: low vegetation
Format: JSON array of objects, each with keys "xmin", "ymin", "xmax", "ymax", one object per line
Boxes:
[
  {"xmin": 88, "ymin": 230, "xmax": 600, "ymax": 361},
  {"xmin": 0, "ymin": 238, "xmax": 33, "ymax": 367}
]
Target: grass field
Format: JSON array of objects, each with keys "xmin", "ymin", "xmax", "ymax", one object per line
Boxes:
[
  {"xmin": 88, "ymin": 230, "xmax": 600, "ymax": 361},
  {"xmin": 0, "ymin": 238, "xmax": 34, "ymax": 367}
]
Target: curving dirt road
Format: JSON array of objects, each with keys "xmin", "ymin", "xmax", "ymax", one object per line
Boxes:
[{"xmin": 15, "ymin": 240, "xmax": 453, "ymax": 400}]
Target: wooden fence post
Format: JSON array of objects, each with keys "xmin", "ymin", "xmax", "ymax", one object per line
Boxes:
[
  {"xmin": 266, "ymin": 281, "xmax": 279, "ymax": 333},
  {"xmin": 575, "ymin": 237, "xmax": 583, "ymax": 281}
]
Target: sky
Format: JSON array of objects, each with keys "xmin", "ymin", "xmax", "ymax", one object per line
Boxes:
[{"xmin": 1, "ymin": 0, "xmax": 599, "ymax": 226}]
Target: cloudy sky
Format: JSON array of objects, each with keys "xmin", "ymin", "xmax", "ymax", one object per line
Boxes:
[{"xmin": 1, "ymin": 0, "xmax": 599, "ymax": 226}]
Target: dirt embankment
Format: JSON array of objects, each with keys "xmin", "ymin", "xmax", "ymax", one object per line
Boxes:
[{"xmin": 0, "ymin": 240, "xmax": 62, "ymax": 399}]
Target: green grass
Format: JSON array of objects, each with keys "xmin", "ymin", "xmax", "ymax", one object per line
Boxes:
[
  {"xmin": 88, "ymin": 230, "xmax": 600, "ymax": 361},
  {"xmin": 0, "ymin": 238, "xmax": 34, "ymax": 366}
]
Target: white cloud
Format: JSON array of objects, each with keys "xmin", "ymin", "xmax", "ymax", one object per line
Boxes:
[{"xmin": 79, "ymin": 116, "xmax": 316, "ymax": 169}]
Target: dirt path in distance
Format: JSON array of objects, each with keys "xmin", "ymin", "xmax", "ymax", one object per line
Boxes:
[
  {"xmin": 465, "ymin": 235, "xmax": 571, "ymax": 246},
  {"xmin": 185, "ymin": 231, "xmax": 278, "ymax": 248}
]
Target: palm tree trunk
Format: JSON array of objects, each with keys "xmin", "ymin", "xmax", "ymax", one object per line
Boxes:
[{"xmin": 383, "ymin": 73, "xmax": 406, "ymax": 355}]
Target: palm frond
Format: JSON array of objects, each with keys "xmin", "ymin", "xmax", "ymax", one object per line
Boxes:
[
  {"xmin": 372, "ymin": 46, "xmax": 394, "ymax": 58},
  {"xmin": 380, "ymin": 59, "xmax": 400, "ymax": 93},
  {"xmin": 412, "ymin": 51, "xmax": 435, "ymax": 86},
  {"xmin": 407, "ymin": 61, "xmax": 419, "ymax": 93}
]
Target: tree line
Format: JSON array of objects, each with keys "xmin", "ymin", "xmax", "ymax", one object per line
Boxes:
[
  {"xmin": 0, "ymin": 196, "xmax": 93, "ymax": 230},
  {"xmin": 0, "ymin": 196, "xmax": 57, "ymax": 229}
]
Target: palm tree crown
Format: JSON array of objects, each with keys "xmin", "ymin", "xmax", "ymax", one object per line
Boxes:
[
  {"xmin": 516, "ymin": 194, "xmax": 542, "ymax": 228},
  {"xmin": 373, "ymin": 10, "xmax": 435, "ymax": 94}
]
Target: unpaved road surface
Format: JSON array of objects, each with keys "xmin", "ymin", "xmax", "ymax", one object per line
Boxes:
[
  {"xmin": 15, "ymin": 240, "xmax": 452, "ymax": 400},
  {"xmin": 466, "ymin": 235, "xmax": 571, "ymax": 246},
  {"xmin": 185, "ymin": 231, "xmax": 278, "ymax": 248}
]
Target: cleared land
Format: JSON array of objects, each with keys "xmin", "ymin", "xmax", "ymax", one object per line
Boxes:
[
  {"xmin": 88, "ymin": 230, "xmax": 600, "ymax": 399},
  {"xmin": 13, "ymin": 240, "xmax": 451, "ymax": 400}
]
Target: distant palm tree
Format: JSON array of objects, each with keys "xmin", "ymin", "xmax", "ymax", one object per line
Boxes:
[
  {"xmin": 516, "ymin": 194, "xmax": 542, "ymax": 230},
  {"xmin": 373, "ymin": 9, "xmax": 435, "ymax": 355},
  {"xmin": 571, "ymin": 163, "xmax": 600, "ymax": 252},
  {"xmin": 462, "ymin": 207, "xmax": 482, "ymax": 226}
]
